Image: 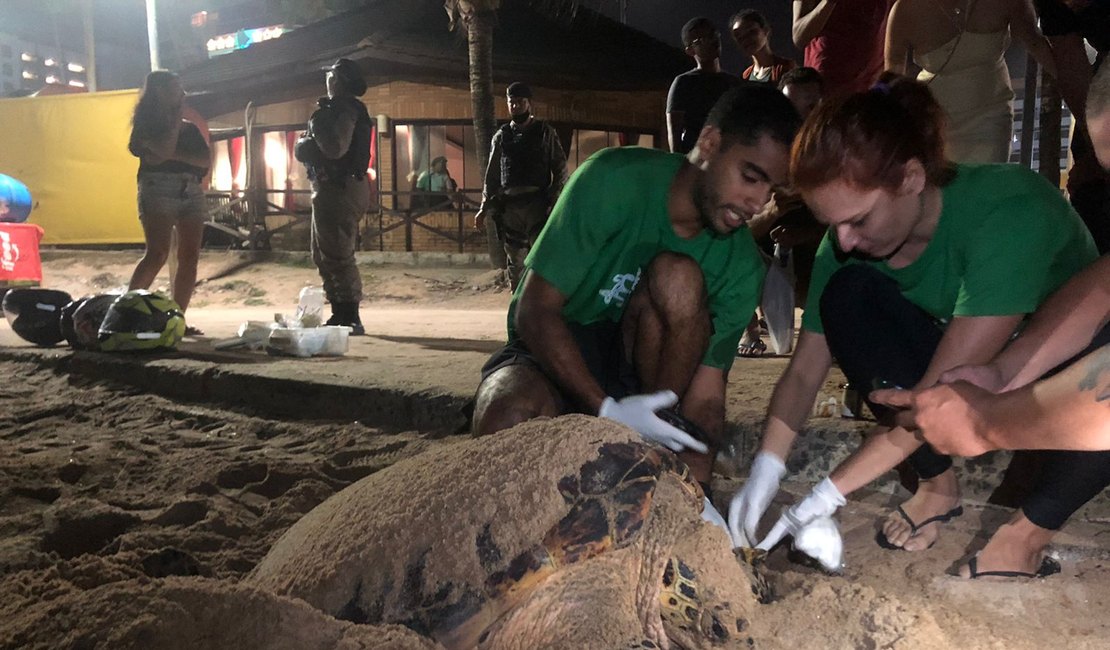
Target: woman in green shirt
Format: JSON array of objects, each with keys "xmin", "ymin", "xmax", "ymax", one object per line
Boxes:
[{"xmin": 728, "ymin": 74, "xmax": 1101, "ymax": 578}]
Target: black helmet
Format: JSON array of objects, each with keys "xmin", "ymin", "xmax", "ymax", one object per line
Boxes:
[
  {"xmin": 2, "ymin": 288, "xmax": 72, "ymax": 347},
  {"xmin": 70, "ymin": 293, "xmax": 121, "ymax": 351}
]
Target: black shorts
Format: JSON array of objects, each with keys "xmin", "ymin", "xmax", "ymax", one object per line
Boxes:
[{"xmin": 480, "ymin": 320, "xmax": 641, "ymax": 410}]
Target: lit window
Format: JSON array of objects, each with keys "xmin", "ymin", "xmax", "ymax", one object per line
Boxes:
[
  {"xmin": 45, "ymin": 75, "xmax": 57, "ymax": 84},
  {"xmin": 67, "ymin": 62, "xmax": 84, "ymax": 73},
  {"xmin": 21, "ymin": 70, "xmax": 36, "ymax": 80},
  {"xmin": 21, "ymin": 52, "xmax": 34, "ymax": 62},
  {"xmin": 68, "ymin": 79, "xmax": 85, "ymax": 88},
  {"xmin": 44, "ymin": 58, "xmax": 56, "ymax": 67}
]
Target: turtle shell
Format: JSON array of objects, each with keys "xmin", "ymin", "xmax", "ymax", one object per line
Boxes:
[{"xmin": 248, "ymin": 415, "xmax": 701, "ymax": 647}]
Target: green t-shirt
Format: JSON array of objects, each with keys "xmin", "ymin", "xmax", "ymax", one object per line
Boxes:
[
  {"xmin": 802, "ymin": 163, "xmax": 1099, "ymax": 334},
  {"xmin": 507, "ymin": 147, "xmax": 765, "ymax": 370}
]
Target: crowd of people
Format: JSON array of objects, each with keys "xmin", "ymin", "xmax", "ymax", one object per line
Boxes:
[
  {"xmin": 123, "ymin": 1, "xmax": 1109, "ymax": 584},
  {"xmin": 472, "ymin": 0, "xmax": 1110, "ymax": 583}
]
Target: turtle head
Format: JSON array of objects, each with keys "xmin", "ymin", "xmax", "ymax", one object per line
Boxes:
[{"xmin": 658, "ymin": 524, "xmax": 757, "ymax": 649}]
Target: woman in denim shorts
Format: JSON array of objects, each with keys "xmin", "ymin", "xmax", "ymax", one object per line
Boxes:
[{"xmin": 126, "ymin": 70, "xmax": 210, "ymax": 334}]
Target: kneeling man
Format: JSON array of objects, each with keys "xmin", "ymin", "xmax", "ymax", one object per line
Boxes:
[{"xmin": 472, "ymin": 84, "xmax": 801, "ymax": 515}]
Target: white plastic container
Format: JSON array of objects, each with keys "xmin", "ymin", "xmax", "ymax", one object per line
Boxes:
[
  {"xmin": 266, "ymin": 326, "xmax": 351, "ymax": 357},
  {"xmin": 294, "ymin": 286, "xmax": 326, "ymax": 328}
]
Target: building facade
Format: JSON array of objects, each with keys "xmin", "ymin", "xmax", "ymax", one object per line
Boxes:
[{"xmin": 181, "ymin": 0, "xmax": 688, "ymax": 253}]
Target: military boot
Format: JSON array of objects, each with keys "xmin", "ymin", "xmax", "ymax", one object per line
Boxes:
[{"xmin": 325, "ymin": 301, "xmax": 365, "ymax": 336}]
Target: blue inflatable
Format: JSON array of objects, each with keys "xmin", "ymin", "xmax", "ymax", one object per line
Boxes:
[{"xmin": 0, "ymin": 174, "xmax": 33, "ymax": 223}]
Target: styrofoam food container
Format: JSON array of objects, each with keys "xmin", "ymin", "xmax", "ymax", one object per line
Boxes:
[{"xmin": 266, "ymin": 326, "xmax": 351, "ymax": 357}]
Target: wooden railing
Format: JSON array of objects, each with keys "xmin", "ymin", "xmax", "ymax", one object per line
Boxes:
[{"xmin": 204, "ymin": 187, "xmax": 486, "ymax": 253}]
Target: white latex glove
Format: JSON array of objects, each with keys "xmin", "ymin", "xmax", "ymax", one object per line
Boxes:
[
  {"xmin": 727, "ymin": 451, "xmax": 786, "ymax": 548},
  {"xmin": 756, "ymin": 478, "xmax": 846, "ymax": 571},
  {"xmin": 598, "ymin": 391, "xmax": 709, "ymax": 454},
  {"xmin": 701, "ymin": 496, "xmax": 729, "ymax": 534},
  {"xmin": 792, "ymin": 515, "xmax": 844, "ymax": 572}
]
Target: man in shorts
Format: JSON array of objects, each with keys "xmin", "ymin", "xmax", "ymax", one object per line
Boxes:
[{"xmin": 471, "ymin": 85, "xmax": 801, "ymax": 514}]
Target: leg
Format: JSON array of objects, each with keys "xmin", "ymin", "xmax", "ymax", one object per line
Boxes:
[
  {"xmin": 312, "ymin": 181, "xmax": 366, "ymax": 329},
  {"xmin": 501, "ymin": 232, "xmax": 530, "ymax": 291},
  {"xmin": 472, "ymin": 363, "xmax": 564, "ymax": 437},
  {"xmin": 820, "ymin": 265, "xmax": 958, "ymax": 551},
  {"xmin": 961, "ymin": 449, "xmax": 1110, "ymax": 577},
  {"xmin": 622, "ymin": 252, "xmax": 714, "ymax": 482},
  {"xmin": 622, "ymin": 252, "xmax": 710, "ymax": 396},
  {"xmin": 129, "ymin": 215, "xmax": 174, "ymax": 293},
  {"xmin": 965, "ymin": 327, "xmax": 1110, "ymax": 575},
  {"xmin": 737, "ymin": 313, "xmax": 766, "ymax": 357},
  {"xmin": 171, "ymin": 217, "xmax": 205, "ymax": 313},
  {"xmin": 485, "ymin": 217, "xmax": 508, "ymax": 270},
  {"xmin": 499, "ymin": 196, "xmax": 548, "ymax": 291}
]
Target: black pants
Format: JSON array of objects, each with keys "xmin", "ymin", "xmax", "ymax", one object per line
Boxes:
[{"xmin": 820, "ymin": 264, "xmax": 1110, "ymax": 530}]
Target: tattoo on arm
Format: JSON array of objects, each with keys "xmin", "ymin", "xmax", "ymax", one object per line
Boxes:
[{"xmin": 1077, "ymin": 345, "xmax": 1110, "ymax": 404}]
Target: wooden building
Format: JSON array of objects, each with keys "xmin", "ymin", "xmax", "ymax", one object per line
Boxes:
[{"xmin": 179, "ymin": 0, "xmax": 688, "ymax": 253}]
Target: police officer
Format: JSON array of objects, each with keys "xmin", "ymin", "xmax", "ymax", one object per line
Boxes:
[
  {"xmin": 475, "ymin": 82, "xmax": 568, "ymax": 289},
  {"xmin": 295, "ymin": 58, "xmax": 373, "ymax": 334}
]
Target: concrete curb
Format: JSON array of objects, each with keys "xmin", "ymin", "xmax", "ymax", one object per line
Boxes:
[
  {"xmin": 0, "ymin": 347, "xmax": 470, "ymax": 434},
  {"xmin": 40, "ymin": 248, "xmax": 492, "ymax": 269}
]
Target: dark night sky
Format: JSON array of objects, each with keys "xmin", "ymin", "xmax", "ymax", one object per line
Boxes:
[{"xmin": 0, "ymin": 0, "xmax": 798, "ymax": 71}]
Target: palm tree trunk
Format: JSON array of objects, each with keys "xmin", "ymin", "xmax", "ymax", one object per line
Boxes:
[{"xmin": 466, "ymin": 9, "xmax": 497, "ymax": 175}]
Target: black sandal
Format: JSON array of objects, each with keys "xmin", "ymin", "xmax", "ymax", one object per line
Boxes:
[
  {"xmin": 965, "ymin": 554, "xmax": 1061, "ymax": 579},
  {"xmin": 876, "ymin": 504, "xmax": 963, "ymax": 550}
]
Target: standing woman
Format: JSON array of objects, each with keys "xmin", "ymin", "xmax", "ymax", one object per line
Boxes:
[
  {"xmin": 127, "ymin": 70, "xmax": 210, "ymax": 335},
  {"xmin": 885, "ymin": 0, "xmax": 1056, "ymax": 163},
  {"xmin": 729, "ymin": 75, "xmax": 1102, "ymax": 579}
]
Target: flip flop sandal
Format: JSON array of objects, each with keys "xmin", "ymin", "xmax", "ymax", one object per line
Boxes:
[
  {"xmin": 876, "ymin": 504, "xmax": 964, "ymax": 550},
  {"xmin": 736, "ymin": 338, "xmax": 768, "ymax": 358},
  {"xmin": 965, "ymin": 554, "xmax": 1061, "ymax": 580}
]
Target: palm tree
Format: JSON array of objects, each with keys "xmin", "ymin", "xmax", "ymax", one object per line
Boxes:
[{"xmin": 444, "ymin": 1, "xmax": 500, "ymax": 175}]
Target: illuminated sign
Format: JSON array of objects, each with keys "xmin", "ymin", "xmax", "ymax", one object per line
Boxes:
[{"xmin": 206, "ymin": 25, "xmax": 287, "ymax": 57}]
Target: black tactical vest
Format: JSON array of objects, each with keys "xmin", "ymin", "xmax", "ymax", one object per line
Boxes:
[
  {"xmin": 499, "ymin": 120, "xmax": 549, "ymax": 190},
  {"xmin": 305, "ymin": 96, "xmax": 372, "ymax": 182}
]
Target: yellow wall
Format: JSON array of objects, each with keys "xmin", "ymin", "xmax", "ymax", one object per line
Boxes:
[{"xmin": 0, "ymin": 90, "xmax": 143, "ymax": 245}]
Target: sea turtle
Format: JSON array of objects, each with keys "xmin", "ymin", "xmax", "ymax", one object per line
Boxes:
[{"xmin": 248, "ymin": 415, "xmax": 759, "ymax": 649}]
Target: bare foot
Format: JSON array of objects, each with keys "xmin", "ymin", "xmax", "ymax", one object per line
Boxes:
[
  {"xmin": 880, "ymin": 468, "xmax": 961, "ymax": 551},
  {"xmin": 958, "ymin": 511, "xmax": 1055, "ymax": 579}
]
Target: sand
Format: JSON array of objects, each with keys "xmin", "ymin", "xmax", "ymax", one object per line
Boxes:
[{"xmin": 0, "ymin": 252, "xmax": 1108, "ymax": 649}]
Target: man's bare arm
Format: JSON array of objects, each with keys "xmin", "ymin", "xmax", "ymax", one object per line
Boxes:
[
  {"xmin": 515, "ymin": 272, "xmax": 608, "ymax": 412},
  {"xmin": 907, "ymin": 344, "xmax": 1110, "ymax": 455}
]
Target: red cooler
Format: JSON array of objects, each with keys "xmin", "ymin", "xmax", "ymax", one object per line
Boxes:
[{"xmin": 0, "ymin": 223, "xmax": 44, "ymax": 287}]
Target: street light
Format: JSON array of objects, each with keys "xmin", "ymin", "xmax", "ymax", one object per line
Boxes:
[
  {"xmin": 146, "ymin": 0, "xmax": 161, "ymax": 71},
  {"xmin": 81, "ymin": 0, "xmax": 97, "ymax": 91}
]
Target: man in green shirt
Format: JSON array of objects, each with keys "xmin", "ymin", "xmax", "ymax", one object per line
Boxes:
[{"xmin": 471, "ymin": 85, "xmax": 801, "ymax": 513}]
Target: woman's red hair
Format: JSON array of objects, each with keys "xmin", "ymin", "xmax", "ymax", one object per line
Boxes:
[{"xmin": 790, "ymin": 73, "xmax": 955, "ymax": 192}]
